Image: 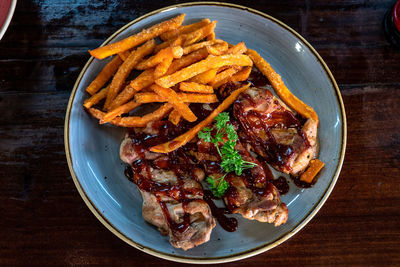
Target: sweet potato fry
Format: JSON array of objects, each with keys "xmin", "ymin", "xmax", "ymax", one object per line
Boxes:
[
  {"xmin": 83, "ymin": 85, "xmax": 109, "ymax": 108},
  {"xmin": 100, "ymin": 101, "xmax": 141, "ymax": 124},
  {"xmin": 150, "ymin": 84, "xmax": 197, "ymax": 122},
  {"xmin": 89, "ymin": 14, "xmax": 185, "ymax": 59},
  {"xmin": 154, "ymin": 55, "xmax": 173, "ymax": 78},
  {"xmin": 85, "ymin": 56, "xmax": 122, "ymax": 95},
  {"xmin": 206, "ymin": 32, "xmax": 216, "ymax": 41},
  {"xmin": 156, "ymin": 54, "xmax": 253, "ymax": 88},
  {"xmin": 166, "ymin": 47, "xmax": 209, "ymax": 74},
  {"xmin": 212, "ymin": 66, "xmax": 251, "ymax": 88},
  {"xmin": 209, "ymin": 66, "xmax": 241, "ymax": 88},
  {"xmin": 104, "ymin": 39, "xmax": 156, "ymax": 110},
  {"xmin": 183, "ymin": 39, "xmax": 224, "ymax": 55},
  {"xmin": 168, "ymin": 109, "xmax": 181, "ymax": 125},
  {"xmin": 229, "ymin": 66, "xmax": 252, "ymax": 82},
  {"xmin": 206, "ymin": 42, "xmax": 229, "ymax": 56},
  {"xmin": 160, "ymin": 18, "xmax": 210, "ymax": 41},
  {"xmin": 86, "ymin": 107, "xmax": 106, "ymax": 120},
  {"xmin": 226, "ymin": 42, "xmax": 247, "ymax": 54},
  {"xmin": 150, "ymin": 83, "xmax": 250, "ymax": 153},
  {"xmin": 108, "ymin": 69, "xmax": 154, "ymax": 110},
  {"xmin": 135, "ymin": 92, "xmax": 218, "ymax": 103},
  {"xmin": 153, "ymin": 35, "xmax": 183, "ymax": 53},
  {"xmin": 136, "ymin": 46, "xmax": 183, "ymax": 70},
  {"xmin": 189, "ymin": 68, "xmax": 218, "ymax": 84},
  {"xmin": 88, "ymin": 103, "xmax": 173, "ymax": 127},
  {"xmin": 183, "ymin": 31, "xmax": 203, "ymax": 47},
  {"xmin": 247, "ymin": 49, "xmax": 319, "ymax": 124},
  {"xmin": 177, "ymin": 93, "xmax": 218, "ymax": 103},
  {"xmin": 118, "ymin": 51, "xmax": 131, "ymax": 61},
  {"xmin": 109, "ymin": 48, "xmax": 209, "ymax": 110},
  {"xmin": 300, "ymin": 159, "xmax": 325, "ymax": 183},
  {"xmin": 179, "ymin": 82, "xmax": 214, "ymax": 93},
  {"xmin": 183, "ymin": 21, "xmax": 217, "ymax": 46}
]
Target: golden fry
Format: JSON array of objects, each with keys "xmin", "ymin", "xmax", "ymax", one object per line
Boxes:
[
  {"xmin": 154, "ymin": 55, "xmax": 173, "ymax": 78},
  {"xmin": 150, "ymin": 84, "xmax": 197, "ymax": 122},
  {"xmin": 179, "ymin": 82, "xmax": 214, "ymax": 93},
  {"xmin": 87, "ymin": 103, "xmax": 173, "ymax": 127},
  {"xmin": 150, "ymin": 83, "xmax": 250, "ymax": 153},
  {"xmin": 135, "ymin": 92, "xmax": 218, "ymax": 103},
  {"xmin": 247, "ymin": 49, "xmax": 319, "ymax": 124},
  {"xmin": 168, "ymin": 109, "xmax": 181, "ymax": 125},
  {"xmin": 209, "ymin": 66, "xmax": 241, "ymax": 88},
  {"xmin": 83, "ymin": 85, "xmax": 109, "ymax": 108},
  {"xmin": 206, "ymin": 42, "xmax": 229, "ymax": 56},
  {"xmin": 212, "ymin": 66, "xmax": 251, "ymax": 89},
  {"xmin": 155, "ymin": 54, "xmax": 253, "ymax": 88},
  {"xmin": 104, "ymin": 39, "xmax": 156, "ymax": 110},
  {"xmin": 229, "ymin": 66, "xmax": 252, "ymax": 82},
  {"xmin": 160, "ymin": 18, "xmax": 210, "ymax": 41},
  {"xmin": 101, "ymin": 101, "xmax": 141, "ymax": 124},
  {"xmin": 226, "ymin": 42, "xmax": 247, "ymax": 54},
  {"xmin": 136, "ymin": 46, "xmax": 183, "ymax": 70},
  {"xmin": 108, "ymin": 69, "xmax": 154, "ymax": 110},
  {"xmin": 189, "ymin": 68, "xmax": 218, "ymax": 84},
  {"xmin": 109, "ymin": 47, "xmax": 209, "ymax": 110},
  {"xmin": 89, "ymin": 14, "xmax": 185, "ymax": 59},
  {"xmin": 183, "ymin": 39, "xmax": 224, "ymax": 55},
  {"xmin": 300, "ymin": 159, "xmax": 325, "ymax": 183},
  {"xmin": 206, "ymin": 32, "xmax": 216, "ymax": 41},
  {"xmin": 118, "ymin": 51, "xmax": 131, "ymax": 61},
  {"xmin": 85, "ymin": 56, "xmax": 122, "ymax": 95},
  {"xmin": 183, "ymin": 21, "xmax": 217, "ymax": 46}
]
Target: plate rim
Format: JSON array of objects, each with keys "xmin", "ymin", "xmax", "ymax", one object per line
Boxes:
[
  {"xmin": 64, "ymin": 2, "xmax": 347, "ymax": 264},
  {"xmin": 0, "ymin": 0, "xmax": 17, "ymax": 40}
]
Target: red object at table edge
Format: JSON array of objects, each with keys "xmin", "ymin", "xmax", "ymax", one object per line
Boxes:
[
  {"xmin": 393, "ymin": 0, "xmax": 400, "ymax": 32},
  {"xmin": 0, "ymin": 0, "xmax": 12, "ymax": 29}
]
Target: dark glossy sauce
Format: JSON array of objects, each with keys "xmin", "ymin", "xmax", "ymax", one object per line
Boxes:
[
  {"xmin": 125, "ymin": 104, "xmax": 224, "ymax": 233},
  {"xmin": 235, "ymin": 91, "xmax": 311, "ymax": 172},
  {"xmin": 272, "ymin": 176, "xmax": 290, "ymax": 195},
  {"xmin": 257, "ymin": 157, "xmax": 275, "ymax": 181},
  {"xmin": 203, "ymin": 190, "xmax": 238, "ymax": 232},
  {"xmin": 291, "ymin": 175, "xmax": 314, "ymax": 188},
  {"xmin": 128, "ymin": 156, "xmax": 204, "ymax": 233},
  {"xmin": 124, "ymin": 92, "xmax": 294, "ymax": 234},
  {"xmin": 248, "ymin": 68, "xmax": 271, "ymax": 87}
]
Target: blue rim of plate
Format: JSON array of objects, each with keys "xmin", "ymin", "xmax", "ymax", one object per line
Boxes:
[{"xmin": 64, "ymin": 2, "xmax": 347, "ymax": 264}]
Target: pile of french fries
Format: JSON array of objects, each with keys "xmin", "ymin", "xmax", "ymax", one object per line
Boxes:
[
  {"xmin": 82, "ymin": 13, "xmax": 320, "ymax": 168},
  {"xmin": 83, "ymin": 14, "xmax": 254, "ymax": 128}
]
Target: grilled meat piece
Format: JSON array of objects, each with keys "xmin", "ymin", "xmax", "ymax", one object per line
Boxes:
[
  {"xmin": 233, "ymin": 86, "xmax": 318, "ymax": 176},
  {"xmin": 120, "ymin": 121, "xmax": 215, "ymax": 250},
  {"xmin": 128, "ymin": 160, "xmax": 215, "ymax": 250},
  {"xmin": 193, "ymin": 138, "xmax": 288, "ymax": 226}
]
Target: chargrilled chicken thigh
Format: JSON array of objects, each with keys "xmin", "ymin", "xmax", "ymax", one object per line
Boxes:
[
  {"xmin": 120, "ymin": 121, "xmax": 215, "ymax": 250},
  {"xmin": 192, "ymin": 138, "xmax": 288, "ymax": 226},
  {"xmin": 233, "ymin": 86, "xmax": 318, "ymax": 176}
]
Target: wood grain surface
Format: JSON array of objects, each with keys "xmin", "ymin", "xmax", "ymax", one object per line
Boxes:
[{"xmin": 0, "ymin": 0, "xmax": 399, "ymax": 266}]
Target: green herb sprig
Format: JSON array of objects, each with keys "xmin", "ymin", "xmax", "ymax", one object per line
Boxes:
[{"xmin": 198, "ymin": 112, "xmax": 257, "ymax": 197}]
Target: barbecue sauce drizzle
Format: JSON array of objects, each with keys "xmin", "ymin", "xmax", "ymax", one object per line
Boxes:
[
  {"xmin": 234, "ymin": 91, "xmax": 311, "ymax": 172},
  {"xmin": 124, "ymin": 82, "xmax": 302, "ymax": 233},
  {"xmin": 126, "ymin": 105, "xmax": 238, "ymax": 233}
]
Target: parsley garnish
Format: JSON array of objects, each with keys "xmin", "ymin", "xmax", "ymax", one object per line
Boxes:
[{"xmin": 198, "ymin": 112, "xmax": 257, "ymax": 197}]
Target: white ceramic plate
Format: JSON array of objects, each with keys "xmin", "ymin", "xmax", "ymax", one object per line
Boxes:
[
  {"xmin": 0, "ymin": 0, "xmax": 16, "ymax": 40},
  {"xmin": 65, "ymin": 2, "xmax": 346, "ymax": 264}
]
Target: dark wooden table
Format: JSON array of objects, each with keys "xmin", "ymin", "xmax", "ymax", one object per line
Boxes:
[{"xmin": 1, "ymin": 0, "xmax": 399, "ymax": 266}]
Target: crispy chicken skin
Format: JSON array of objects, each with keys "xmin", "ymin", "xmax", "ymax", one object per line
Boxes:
[
  {"xmin": 193, "ymin": 139, "xmax": 288, "ymax": 226},
  {"xmin": 233, "ymin": 86, "xmax": 318, "ymax": 176},
  {"xmin": 120, "ymin": 123, "xmax": 215, "ymax": 250}
]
